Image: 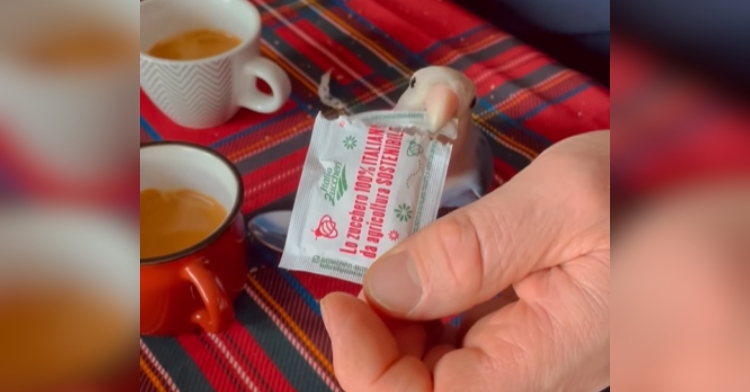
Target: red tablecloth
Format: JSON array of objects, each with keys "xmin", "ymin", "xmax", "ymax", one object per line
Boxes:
[
  {"xmin": 140, "ymin": 0, "xmax": 610, "ymax": 391},
  {"xmin": 610, "ymin": 37, "xmax": 750, "ymax": 200}
]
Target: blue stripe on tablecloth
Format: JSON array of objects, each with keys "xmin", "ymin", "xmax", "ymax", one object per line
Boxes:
[
  {"xmin": 194, "ymin": 333, "xmax": 248, "ymax": 392},
  {"xmin": 212, "ymin": 110, "xmax": 302, "ymax": 149},
  {"xmin": 421, "ymin": 25, "xmax": 492, "ymax": 56},
  {"xmin": 221, "ymin": 330, "xmax": 277, "ymax": 392},
  {"xmin": 141, "ymin": 336, "xmax": 215, "ymax": 392},
  {"xmin": 478, "ymin": 63, "xmax": 567, "ymax": 107},
  {"xmin": 476, "ymin": 98, "xmax": 553, "ymax": 146},
  {"xmin": 141, "ymin": 116, "xmax": 162, "ymax": 141},
  {"xmin": 279, "ymin": 270, "xmax": 322, "ymax": 315},
  {"xmin": 258, "ymin": 0, "xmax": 422, "ymax": 115},
  {"xmin": 517, "ymin": 82, "xmax": 591, "ymax": 122},
  {"xmin": 442, "ymin": 37, "xmax": 521, "ymax": 71},
  {"xmin": 235, "ymin": 293, "xmax": 332, "ymax": 392},
  {"xmin": 286, "ymin": 90, "xmax": 327, "ymax": 117},
  {"xmin": 324, "ymin": 0, "xmax": 427, "ymax": 67},
  {"xmin": 258, "ymin": 28, "xmax": 326, "ymax": 83},
  {"xmin": 484, "ymin": 137, "xmax": 535, "ymax": 171},
  {"xmin": 296, "ymin": 4, "xmax": 411, "ymax": 80},
  {"xmin": 233, "ymin": 131, "xmax": 311, "ymax": 174}
]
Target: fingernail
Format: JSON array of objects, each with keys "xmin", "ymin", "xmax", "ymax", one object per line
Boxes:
[{"xmin": 365, "ymin": 252, "xmax": 422, "ymax": 314}]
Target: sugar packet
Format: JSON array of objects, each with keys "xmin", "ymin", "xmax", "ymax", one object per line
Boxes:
[{"xmin": 279, "ymin": 111, "xmax": 456, "ymax": 284}]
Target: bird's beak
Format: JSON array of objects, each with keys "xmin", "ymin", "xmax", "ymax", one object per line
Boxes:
[{"xmin": 424, "ymin": 84, "xmax": 459, "ymax": 133}]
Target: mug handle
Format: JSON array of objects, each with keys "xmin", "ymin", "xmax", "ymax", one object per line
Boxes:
[
  {"xmin": 238, "ymin": 57, "xmax": 292, "ymax": 114},
  {"xmin": 180, "ymin": 258, "xmax": 234, "ymax": 333}
]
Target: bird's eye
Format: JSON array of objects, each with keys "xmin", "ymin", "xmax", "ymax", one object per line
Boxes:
[
  {"xmin": 410, "ymin": 77, "xmax": 416, "ymax": 89},
  {"xmin": 470, "ymin": 97, "xmax": 477, "ymax": 109}
]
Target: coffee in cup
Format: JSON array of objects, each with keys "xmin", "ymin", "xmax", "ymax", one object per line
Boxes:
[
  {"xmin": 147, "ymin": 29, "xmax": 243, "ymax": 61},
  {"xmin": 140, "ymin": 188, "xmax": 228, "ymax": 259}
]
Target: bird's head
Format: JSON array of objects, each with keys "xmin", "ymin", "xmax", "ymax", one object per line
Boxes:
[{"xmin": 395, "ymin": 66, "xmax": 477, "ymax": 134}]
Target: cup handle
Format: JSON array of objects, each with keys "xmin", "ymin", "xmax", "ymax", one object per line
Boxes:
[
  {"xmin": 238, "ymin": 57, "xmax": 291, "ymax": 114},
  {"xmin": 180, "ymin": 258, "xmax": 234, "ymax": 333}
]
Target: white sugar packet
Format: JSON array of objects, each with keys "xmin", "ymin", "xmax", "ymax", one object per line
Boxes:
[{"xmin": 279, "ymin": 111, "xmax": 456, "ymax": 284}]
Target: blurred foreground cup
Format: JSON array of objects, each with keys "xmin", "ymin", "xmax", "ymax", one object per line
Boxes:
[
  {"xmin": 0, "ymin": 206, "xmax": 139, "ymax": 391},
  {"xmin": 0, "ymin": 0, "xmax": 138, "ymax": 184}
]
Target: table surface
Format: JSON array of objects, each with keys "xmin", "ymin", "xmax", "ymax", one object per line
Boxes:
[{"xmin": 139, "ymin": 0, "xmax": 610, "ymax": 391}]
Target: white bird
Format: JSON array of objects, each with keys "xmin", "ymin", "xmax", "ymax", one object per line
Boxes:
[{"xmin": 394, "ymin": 66, "xmax": 493, "ymax": 207}]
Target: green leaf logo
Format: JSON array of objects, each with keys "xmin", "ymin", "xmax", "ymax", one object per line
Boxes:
[{"xmin": 336, "ymin": 166, "xmax": 348, "ymax": 200}]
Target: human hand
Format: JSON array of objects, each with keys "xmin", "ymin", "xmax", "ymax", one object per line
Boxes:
[
  {"xmin": 321, "ymin": 131, "xmax": 611, "ymax": 391},
  {"xmin": 612, "ymin": 181, "xmax": 750, "ymax": 391}
]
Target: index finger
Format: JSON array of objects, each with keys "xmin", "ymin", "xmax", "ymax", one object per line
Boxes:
[{"xmin": 321, "ymin": 293, "xmax": 432, "ymax": 392}]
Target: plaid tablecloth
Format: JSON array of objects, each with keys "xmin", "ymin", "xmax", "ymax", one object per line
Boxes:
[{"xmin": 139, "ymin": 0, "xmax": 610, "ymax": 391}]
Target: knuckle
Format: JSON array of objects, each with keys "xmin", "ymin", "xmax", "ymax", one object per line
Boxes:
[
  {"xmin": 537, "ymin": 136, "xmax": 610, "ymax": 219},
  {"xmin": 469, "ymin": 200, "xmax": 516, "ymax": 258},
  {"xmin": 421, "ymin": 212, "xmax": 486, "ymax": 295}
]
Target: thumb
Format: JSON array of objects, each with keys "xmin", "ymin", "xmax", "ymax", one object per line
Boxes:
[{"xmin": 363, "ymin": 131, "xmax": 610, "ymax": 319}]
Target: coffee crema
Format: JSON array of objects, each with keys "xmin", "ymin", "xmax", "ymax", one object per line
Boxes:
[
  {"xmin": 147, "ymin": 29, "xmax": 243, "ymax": 61},
  {"xmin": 140, "ymin": 188, "xmax": 228, "ymax": 260},
  {"xmin": 22, "ymin": 25, "xmax": 137, "ymax": 72}
]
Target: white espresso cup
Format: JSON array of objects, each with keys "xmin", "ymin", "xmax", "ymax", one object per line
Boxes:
[
  {"xmin": 0, "ymin": 0, "xmax": 139, "ymax": 183},
  {"xmin": 140, "ymin": 0, "xmax": 292, "ymax": 129}
]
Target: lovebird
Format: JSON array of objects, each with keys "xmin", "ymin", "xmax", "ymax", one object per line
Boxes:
[{"xmin": 394, "ymin": 66, "xmax": 494, "ymax": 207}]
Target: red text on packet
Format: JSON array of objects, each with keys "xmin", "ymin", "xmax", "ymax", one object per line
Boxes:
[{"xmin": 339, "ymin": 126, "xmax": 403, "ymax": 258}]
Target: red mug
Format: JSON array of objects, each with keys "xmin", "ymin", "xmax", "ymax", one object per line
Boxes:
[{"xmin": 140, "ymin": 142, "xmax": 248, "ymax": 336}]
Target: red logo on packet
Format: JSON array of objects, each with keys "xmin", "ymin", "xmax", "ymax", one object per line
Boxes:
[{"xmin": 312, "ymin": 215, "xmax": 338, "ymax": 239}]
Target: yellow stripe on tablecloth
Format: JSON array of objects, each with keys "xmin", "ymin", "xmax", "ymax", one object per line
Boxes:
[
  {"xmin": 225, "ymin": 117, "xmax": 314, "ymax": 162},
  {"xmin": 495, "ymin": 70, "xmax": 575, "ymax": 113},
  {"xmin": 472, "ymin": 71, "xmax": 581, "ymax": 160},
  {"xmin": 473, "ymin": 115, "xmax": 537, "ymax": 160},
  {"xmin": 255, "ymin": 0, "xmax": 397, "ymax": 106},
  {"xmin": 432, "ymin": 34, "xmax": 510, "ymax": 66},
  {"xmin": 261, "ymin": 45, "xmax": 320, "ymax": 94},
  {"xmin": 140, "ymin": 356, "xmax": 168, "ymax": 392},
  {"xmin": 303, "ymin": 0, "xmax": 413, "ymax": 76},
  {"xmin": 468, "ymin": 72, "xmax": 579, "ymax": 160}
]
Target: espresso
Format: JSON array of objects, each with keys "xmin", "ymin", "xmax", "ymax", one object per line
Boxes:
[
  {"xmin": 147, "ymin": 29, "xmax": 243, "ymax": 61},
  {"xmin": 140, "ymin": 188, "xmax": 228, "ymax": 259},
  {"xmin": 23, "ymin": 25, "xmax": 136, "ymax": 72},
  {"xmin": 0, "ymin": 284, "xmax": 131, "ymax": 390}
]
